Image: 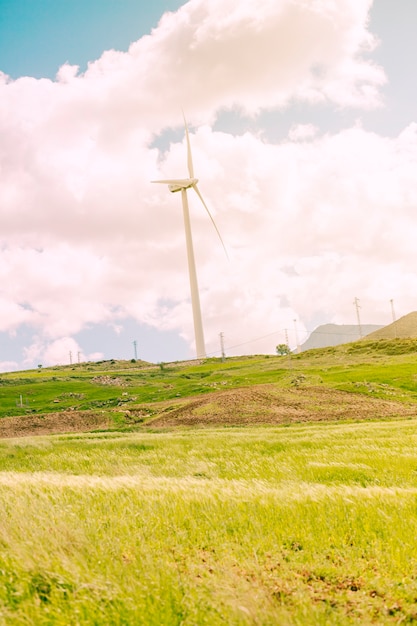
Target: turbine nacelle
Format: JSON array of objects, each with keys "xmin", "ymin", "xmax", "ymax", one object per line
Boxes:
[
  {"xmin": 152, "ymin": 177, "xmax": 198, "ymax": 193},
  {"xmin": 169, "ymin": 178, "xmax": 198, "ymax": 193}
]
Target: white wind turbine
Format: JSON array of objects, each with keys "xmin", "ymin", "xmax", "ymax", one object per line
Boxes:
[{"xmin": 152, "ymin": 119, "xmax": 227, "ymax": 359}]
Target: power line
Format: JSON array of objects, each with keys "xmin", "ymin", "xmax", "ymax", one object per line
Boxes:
[{"xmin": 205, "ymin": 322, "xmax": 385, "ymax": 359}]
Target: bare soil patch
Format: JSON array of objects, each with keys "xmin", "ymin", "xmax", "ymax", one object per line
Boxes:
[
  {"xmin": 1, "ymin": 385, "xmax": 415, "ymax": 439},
  {"xmin": 148, "ymin": 384, "xmax": 417, "ymax": 427},
  {"xmin": 91, "ymin": 376, "xmax": 129, "ymax": 387},
  {"xmin": 0, "ymin": 411, "xmax": 112, "ymax": 439}
]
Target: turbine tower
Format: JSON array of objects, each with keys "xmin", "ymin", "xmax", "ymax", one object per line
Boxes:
[{"xmin": 152, "ymin": 118, "xmax": 227, "ymax": 359}]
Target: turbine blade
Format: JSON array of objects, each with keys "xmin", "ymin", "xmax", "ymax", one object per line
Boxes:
[
  {"xmin": 183, "ymin": 113, "xmax": 195, "ymax": 179},
  {"xmin": 152, "ymin": 179, "xmax": 189, "ymax": 184},
  {"xmin": 193, "ymin": 184, "xmax": 229, "ymax": 260}
]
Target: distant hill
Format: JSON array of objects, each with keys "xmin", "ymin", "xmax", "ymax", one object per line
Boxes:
[
  {"xmin": 364, "ymin": 312, "xmax": 417, "ymax": 340},
  {"xmin": 300, "ymin": 323, "xmax": 383, "ymax": 351}
]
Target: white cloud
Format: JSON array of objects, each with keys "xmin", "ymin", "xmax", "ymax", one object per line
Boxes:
[
  {"xmin": 128, "ymin": 0, "xmax": 384, "ymax": 117},
  {"xmin": 23, "ymin": 336, "xmax": 104, "ymax": 367},
  {"xmin": 0, "ymin": 0, "xmax": 413, "ymax": 364},
  {"xmin": 288, "ymin": 123, "xmax": 318, "ymax": 141},
  {"xmin": 0, "ymin": 361, "xmax": 19, "ymax": 373}
]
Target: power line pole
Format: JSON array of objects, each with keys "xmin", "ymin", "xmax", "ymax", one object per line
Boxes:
[
  {"xmin": 390, "ymin": 299, "xmax": 397, "ymax": 338},
  {"xmin": 353, "ymin": 297, "xmax": 363, "ymax": 339},
  {"xmin": 69, "ymin": 351, "xmax": 73, "ymax": 365},
  {"xmin": 133, "ymin": 340, "xmax": 138, "ymax": 360},
  {"xmin": 77, "ymin": 351, "xmax": 81, "ymax": 364},
  {"xmin": 219, "ymin": 332, "xmax": 226, "ymax": 362},
  {"xmin": 284, "ymin": 328, "xmax": 292, "ymax": 367}
]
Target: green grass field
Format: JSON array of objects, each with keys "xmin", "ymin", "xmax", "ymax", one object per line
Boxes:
[{"xmin": 1, "ymin": 340, "xmax": 417, "ymax": 624}]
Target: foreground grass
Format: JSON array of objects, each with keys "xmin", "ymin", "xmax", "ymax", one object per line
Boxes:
[{"xmin": 1, "ymin": 420, "xmax": 417, "ymax": 624}]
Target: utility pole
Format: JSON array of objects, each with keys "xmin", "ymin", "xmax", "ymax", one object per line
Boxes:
[
  {"xmin": 77, "ymin": 351, "xmax": 81, "ymax": 364},
  {"xmin": 284, "ymin": 328, "xmax": 292, "ymax": 367},
  {"xmin": 219, "ymin": 332, "xmax": 226, "ymax": 362},
  {"xmin": 284, "ymin": 328, "xmax": 290, "ymax": 350},
  {"xmin": 390, "ymin": 299, "xmax": 398, "ymax": 339},
  {"xmin": 353, "ymin": 297, "xmax": 363, "ymax": 339},
  {"xmin": 69, "ymin": 351, "xmax": 73, "ymax": 365},
  {"xmin": 133, "ymin": 340, "xmax": 138, "ymax": 360}
]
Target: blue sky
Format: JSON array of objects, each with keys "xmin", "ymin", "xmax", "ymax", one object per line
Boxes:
[
  {"xmin": 0, "ymin": 0, "xmax": 188, "ymax": 365},
  {"xmin": 1, "ymin": 0, "xmax": 417, "ymax": 370},
  {"xmin": 1, "ymin": 0, "xmax": 415, "ymax": 137},
  {"xmin": 0, "ymin": 1, "xmax": 183, "ymax": 78},
  {"xmin": 1, "ymin": 0, "xmax": 416, "ymax": 137}
]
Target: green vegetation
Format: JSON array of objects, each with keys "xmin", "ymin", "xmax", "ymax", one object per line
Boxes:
[
  {"xmin": 0, "ymin": 339, "xmax": 417, "ymax": 623},
  {"xmin": 276, "ymin": 343, "xmax": 291, "ymax": 355},
  {"xmin": 1, "ymin": 338, "xmax": 417, "ymax": 420},
  {"xmin": 1, "ymin": 422, "xmax": 417, "ymax": 624}
]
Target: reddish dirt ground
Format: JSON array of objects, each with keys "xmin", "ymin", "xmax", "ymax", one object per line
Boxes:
[
  {"xmin": 0, "ymin": 411, "xmax": 112, "ymax": 439},
  {"xmin": 146, "ymin": 385, "xmax": 417, "ymax": 427},
  {"xmin": 1, "ymin": 385, "xmax": 415, "ymax": 438}
]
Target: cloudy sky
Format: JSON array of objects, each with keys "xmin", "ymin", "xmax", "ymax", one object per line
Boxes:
[{"xmin": 0, "ymin": 0, "xmax": 416, "ymax": 371}]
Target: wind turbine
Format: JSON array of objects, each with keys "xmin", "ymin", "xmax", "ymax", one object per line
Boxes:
[{"xmin": 152, "ymin": 118, "xmax": 227, "ymax": 359}]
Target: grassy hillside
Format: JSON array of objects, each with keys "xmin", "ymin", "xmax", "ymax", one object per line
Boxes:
[
  {"xmin": 364, "ymin": 311, "xmax": 417, "ymax": 340},
  {"xmin": 1, "ymin": 338, "xmax": 417, "ymax": 435},
  {"xmin": 1, "ymin": 340, "xmax": 417, "ymax": 624}
]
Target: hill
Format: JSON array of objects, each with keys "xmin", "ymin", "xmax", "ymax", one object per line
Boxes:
[
  {"xmin": 300, "ymin": 323, "xmax": 382, "ymax": 350},
  {"xmin": 364, "ymin": 311, "xmax": 417, "ymax": 340},
  {"xmin": 1, "ymin": 338, "xmax": 417, "ymax": 437},
  {"xmin": 147, "ymin": 384, "xmax": 415, "ymax": 428}
]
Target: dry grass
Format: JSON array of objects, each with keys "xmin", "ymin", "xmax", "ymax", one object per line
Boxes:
[
  {"xmin": 365, "ymin": 311, "xmax": 417, "ymax": 340},
  {"xmin": 2, "ymin": 420, "xmax": 417, "ymax": 624}
]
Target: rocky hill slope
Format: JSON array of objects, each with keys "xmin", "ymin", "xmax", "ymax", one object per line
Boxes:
[
  {"xmin": 300, "ymin": 323, "xmax": 382, "ymax": 350},
  {"xmin": 364, "ymin": 312, "xmax": 417, "ymax": 340}
]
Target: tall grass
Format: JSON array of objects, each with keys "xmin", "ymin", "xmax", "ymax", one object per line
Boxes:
[{"xmin": 1, "ymin": 419, "xmax": 417, "ymax": 624}]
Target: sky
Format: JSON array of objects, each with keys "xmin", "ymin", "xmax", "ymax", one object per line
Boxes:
[{"xmin": 0, "ymin": 0, "xmax": 416, "ymax": 370}]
